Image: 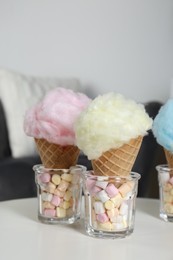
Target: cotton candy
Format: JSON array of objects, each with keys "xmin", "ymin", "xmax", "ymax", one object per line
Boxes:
[
  {"xmin": 152, "ymin": 99, "xmax": 173, "ymax": 152},
  {"xmin": 24, "ymin": 87, "xmax": 91, "ymax": 145},
  {"xmin": 75, "ymin": 93, "xmax": 153, "ymax": 160}
]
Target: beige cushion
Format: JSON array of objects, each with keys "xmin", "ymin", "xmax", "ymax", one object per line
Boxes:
[{"xmin": 0, "ymin": 69, "xmax": 81, "ymax": 157}]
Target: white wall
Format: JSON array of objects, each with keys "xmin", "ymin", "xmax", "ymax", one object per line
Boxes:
[{"xmin": 0, "ymin": 0, "xmax": 173, "ymax": 103}]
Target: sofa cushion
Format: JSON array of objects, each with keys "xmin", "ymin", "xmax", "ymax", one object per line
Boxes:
[
  {"xmin": 0, "ymin": 156, "xmax": 41, "ymax": 201},
  {"xmin": 0, "ymin": 100, "xmax": 11, "ymax": 159},
  {"xmin": 0, "ymin": 68, "xmax": 81, "ymax": 158}
]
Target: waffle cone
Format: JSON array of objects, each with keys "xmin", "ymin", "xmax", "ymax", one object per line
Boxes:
[
  {"xmin": 91, "ymin": 136, "xmax": 143, "ymax": 177},
  {"xmin": 164, "ymin": 148, "xmax": 173, "ymax": 169},
  {"xmin": 35, "ymin": 138, "xmax": 80, "ymax": 169}
]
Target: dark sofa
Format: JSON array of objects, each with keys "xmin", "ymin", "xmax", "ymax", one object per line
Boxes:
[{"xmin": 0, "ymin": 100, "xmax": 166, "ymax": 201}]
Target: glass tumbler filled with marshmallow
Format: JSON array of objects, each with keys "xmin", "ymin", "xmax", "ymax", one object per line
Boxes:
[
  {"xmin": 34, "ymin": 164, "xmax": 85, "ymax": 224},
  {"xmin": 82, "ymin": 171, "xmax": 141, "ymax": 238},
  {"xmin": 156, "ymin": 164, "xmax": 173, "ymax": 222}
]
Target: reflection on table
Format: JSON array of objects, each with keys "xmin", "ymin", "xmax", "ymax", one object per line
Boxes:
[{"xmin": 0, "ymin": 198, "xmax": 172, "ymax": 260}]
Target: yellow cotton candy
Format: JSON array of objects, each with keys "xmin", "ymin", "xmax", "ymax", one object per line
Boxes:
[{"xmin": 75, "ymin": 93, "xmax": 153, "ymax": 160}]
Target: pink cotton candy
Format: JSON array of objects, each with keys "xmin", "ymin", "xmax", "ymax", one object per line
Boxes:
[{"xmin": 23, "ymin": 88, "xmax": 91, "ymax": 145}]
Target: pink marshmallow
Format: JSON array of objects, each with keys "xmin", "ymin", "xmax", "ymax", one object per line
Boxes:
[
  {"xmin": 90, "ymin": 185, "xmax": 102, "ymax": 195},
  {"xmin": 43, "ymin": 209, "xmax": 56, "ymax": 217},
  {"xmin": 23, "ymin": 88, "xmax": 91, "ymax": 145},
  {"xmin": 39, "ymin": 173, "xmax": 51, "ymax": 183},
  {"xmin": 86, "ymin": 179, "xmax": 96, "ymax": 192},
  {"xmin": 96, "ymin": 213, "xmax": 109, "ymax": 223},
  {"xmin": 51, "ymin": 195, "xmax": 61, "ymax": 206},
  {"xmin": 105, "ymin": 183, "xmax": 119, "ymax": 198}
]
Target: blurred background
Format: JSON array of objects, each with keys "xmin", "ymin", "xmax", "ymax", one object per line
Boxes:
[{"xmin": 0, "ymin": 0, "xmax": 173, "ymax": 102}]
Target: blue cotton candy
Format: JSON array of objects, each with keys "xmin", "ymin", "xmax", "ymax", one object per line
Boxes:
[{"xmin": 152, "ymin": 99, "xmax": 173, "ymax": 152}]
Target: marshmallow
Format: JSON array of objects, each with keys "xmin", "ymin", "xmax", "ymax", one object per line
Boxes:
[
  {"xmin": 95, "ymin": 180, "xmax": 108, "ymax": 189},
  {"xmin": 93, "ymin": 201, "xmax": 105, "ymax": 214},
  {"xmin": 118, "ymin": 182, "xmax": 133, "ymax": 197},
  {"xmin": 56, "ymin": 207, "xmax": 66, "ymax": 218},
  {"xmin": 119, "ymin": 202, "xmax": 128, "ymax": 215},
  {"xmin": 61, "ymin": 201, "xmax": 70, "ymax": 210},
  {"xmin": 51, "ymin": 195, "xmax": 61, "ymax": 206},
  {"xmin": 58, "ymin": 180, "xmax": 69, "ymax": 192},
  {"xmin": 86, "ymin": 179, "xmax": 96, "ymax": 191},
  {"xmin": 96, "ymin": 190, "xmax": 110, "ymax": 203},
  {"xmin": 51, "ymin": 174, "xmax": 61, "ymax": 185},
  {"xmin": 64, "ymin": 190, "xmax": 72, "ymax": 201},
  {"xmin": 90, "ymin": 185, "xmax": 102, "ymax": 195},
  {"xmin": 111, "ymin": 193, "xmax": 123, "ymax": 208},
  {"xmin": 98, "ymin": 221, "xmax": 112, "ymax": 231},
  {"xmin": 39, "ymin": 173, "xmax": 51, "ymax": 183},
  {"xmin": 107, "ymin": 208, "xmax": 119, "ymax": 219},
  {"xmin": 112, "ymin": 222, "xmax": 125, "ymax": 230},
  {"xmin": 96, "ymin": 213, "xmax": 109, "ymax": 223},
  {"xmin": 105, "ymin": 183, "xmax": 119, "ymax": 198},
  {"xmin": 54, "ymin": 189, "xmax": 65, "ymax": 197},
  {"xmin": 44, "ymin": 209, "xmax": 56, "ymax": 217},
  {"xmin": 104, "ymin": 200, "xmax": 115, "ymax": 210},
  {"xmin": 45, "ymin": 182, "xmax": 56, "ymax": 193},
  {"xmin": 110, "ymin": 213, "xmax": 124, "ymax": 224},
  {"xmin": 114, "ymin": 214, "xmax": 123, "ymax": 223},
  {"xmin": 97, "ymin": 176, "xmax": 108, "ymax": 181},
  {"xmin": 42, "ymin": 201, "xmax": 55, "ymax": 209},
  {"xmin": 41, "ymin": 192, "xmax": 53, "ymax": 202},
  {"xmin": 61, "ymin": 173, "xmax": 73, "ymax": 182}
]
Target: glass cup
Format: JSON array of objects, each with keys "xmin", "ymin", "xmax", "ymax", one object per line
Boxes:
[
  {"xmin": 82, "ymin": 171, "xmax": 141, "ymax": 238},
  {"xmin": 156, "ymin": 164, "xmax": 173, "ymax": 222},
  {"xmin": 34, "ymin": 164, "xmax": 85, "ymax": 224}
]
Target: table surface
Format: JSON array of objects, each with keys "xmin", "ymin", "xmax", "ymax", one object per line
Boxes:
[{"xmin": 0, "ymin": 197, "xmax": 172, "ymax": 260}]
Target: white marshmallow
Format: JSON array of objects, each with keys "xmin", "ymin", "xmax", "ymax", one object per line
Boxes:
[
  {"xmin": 119, "ymin": 202, "xmax": 128, "ymax": 215},
  {"xmin": 93, "ymin": 201, "xmax": 105, "ymax": 214},
  {"xmin": 112, "ymin": 222, "xmax": 125, "ymax": 230},
  {"xmin": 96, "ymin": 190, "xmax": 110, "ymax": 203},
  {"xmin": 95, "ymin": 180, "xmax": 108, "ymax": 189},
  {"xmin": 41, "ymin": 192, "xmax": 53, "ymax": 202}
]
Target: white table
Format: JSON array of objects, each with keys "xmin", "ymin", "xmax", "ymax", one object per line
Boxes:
[{"xmin": 0, "ymin": 198, "xmax": 172, "ymax": 260}]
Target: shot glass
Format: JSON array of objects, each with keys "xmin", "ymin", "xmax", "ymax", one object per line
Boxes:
[
  {"xmin": 34, "ymin": 164, "xmax": 85, "ymax": 224},
  {"xmin": 82, "ymin": 171, "xmax": 141, "ymax": 238},
  {"xmin": 156, "ymin": 164, "xmax": 173, "ymax": 222}
]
